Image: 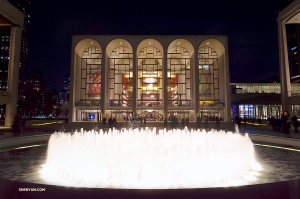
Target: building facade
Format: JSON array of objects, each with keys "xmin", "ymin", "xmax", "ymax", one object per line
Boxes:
[
  {"xmin": 278, "ymin": 0, "xmax": 300, "ymax": 115},
  {"xmin": 6, "ymin": 0, "xmax": 31, "ymax": 116},
  {"xmin": 231, "ymin": 83, "xmax": 282, "ymax": 120},
  {"xmin": 288, "ymin": 24, "xmax": 300, "ymax": 83},
  {"xmin": 70, "ymin": 35, "xmax": 231, "ymax": 122},
  {"xmin": 0, "ymin": 0, "xmax": 24, "ymax": 126}
]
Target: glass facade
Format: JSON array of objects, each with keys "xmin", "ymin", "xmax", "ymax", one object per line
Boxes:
[
  {"xmin": 71, "ymin": 36, "xmax": 230, "ymax": 122},
  {"xmin": 237, "ymin": 104, "xmax": 282, "ymax": 120},
  {"xmin": 76, "ymin": 46, "xmax": 102, "ymax": 121},
  {"xmin": 0, "ymin": 28, "xmax": 11, "ymax": 91},
  {"xmin": 167, "ymin": 46, "xmax": 191, "ymax": 107},
  {"xmin": 198, "ymin": 46, "xmax": 219, "ymax": 102},
  {"xmin": 292, "ymin": 105, "xmax": 300, "ymax": 116},
  {"xmin": 109, "ymin": 46, "xmax": 133, "ymax": 107},
  {"xmin": 135, "ymin": 46, "xmax": 164, "ymax": 121},
  {"xmin": 137, "ymin": 46, "xmax": 162, "ymax": 107},
  {"xmin": 230, "ymin": 83, "xmax": 281, "ymax": 94},
  {"xmin": 167, "ymin": 46, "xmax": 192, "ymax": 119},
  {"xmin": 198, "ymin": 46, "xmax": 222, "ymax": 120}
]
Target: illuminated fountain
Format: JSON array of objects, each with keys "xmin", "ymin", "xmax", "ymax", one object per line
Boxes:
[{"xmin": 40, "ymin": 127, "xmax": 262, "ymax": 189}]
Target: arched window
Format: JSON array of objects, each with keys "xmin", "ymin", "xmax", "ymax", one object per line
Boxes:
[
  {"xmin": 167, "ymin": 46, "xmax": 191, "ymax": 107},
  {"xmin": 198, "ymin": 46, "xmax": 219, "ymax": 103},
  {"xmin": 80, "ymin": 46, "xmax": 102, "ymax": 104},
  {"xmin": 137, "ymin": 46, "xmax": 163, "ymax": 107},
  {"xmin": 108, "ymin": 46, "xmax": 133, "ymax": 107}
]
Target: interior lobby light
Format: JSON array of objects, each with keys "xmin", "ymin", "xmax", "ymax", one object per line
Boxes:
[
  {"xmin": 143, "ymin": 77, "xmax": 157, "ymax": 83},
  {"xmin": 207, "ymin": 42, "xmax": 209, "ymax": 44}
]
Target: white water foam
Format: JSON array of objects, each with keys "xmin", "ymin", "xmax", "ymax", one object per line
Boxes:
[{"xmin": 40, "ymin": 127, "xmax": 262, "ymax": 188}]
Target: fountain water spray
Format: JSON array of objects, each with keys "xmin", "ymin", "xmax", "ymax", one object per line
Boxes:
[{"xmin": 40, "ymin": 126, "xmax": 262, "ymax": 188}]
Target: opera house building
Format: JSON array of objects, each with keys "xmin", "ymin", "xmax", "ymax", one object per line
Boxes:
[{"xmin": 69, "ymin": 35, "xmax": 231, "ymax": 122}]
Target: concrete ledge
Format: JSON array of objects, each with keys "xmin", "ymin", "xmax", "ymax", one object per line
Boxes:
[
  {"xmin": 249, "ymin": 134, "xmax": 300, "ymax": 148},
  {"xmin": 1, "ymin": 132, "xmax": 300, "ymax": 150},
  {"xmin": 0, "ymin": 134, "xmax": 51, "ymax": 149}
]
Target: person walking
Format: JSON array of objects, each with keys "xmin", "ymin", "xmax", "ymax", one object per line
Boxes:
[{"xmin": 280, "ymin": 110, "xmax": 292, "ymax": 134}]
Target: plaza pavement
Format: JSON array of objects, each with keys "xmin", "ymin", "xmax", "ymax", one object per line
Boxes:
[{"xmin": 0, "ymin": 120, "xmax": 299, "ymax": 141}]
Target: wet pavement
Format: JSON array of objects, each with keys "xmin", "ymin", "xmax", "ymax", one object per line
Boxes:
[{"xmin": 1, "ymin": 120, "xmax": 300, "ymax": 199}]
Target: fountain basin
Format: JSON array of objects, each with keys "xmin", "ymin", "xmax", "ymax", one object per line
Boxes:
[
  {"xmin": 40, "ymin": 128, "xmax": 261, "ymax": 188},
  {"xmin": 1, "ymin": 127, "xmax": 300, "ymax": 199}
]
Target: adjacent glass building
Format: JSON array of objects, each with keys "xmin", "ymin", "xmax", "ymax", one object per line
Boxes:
[
  {"xmin": 278, "ymin": 0, "xmax": 300, "ymax": 116},
  {"xmin": 70, "ymin": 35, "xmax": 231, "ymax": 122},
  {"xmin": 0, "ymin": 0, "xmax": 24, "ymax": 126}
]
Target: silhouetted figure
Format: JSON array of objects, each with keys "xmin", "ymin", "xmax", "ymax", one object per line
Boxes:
[
  {"xmin": 196, "ymin": 116, "xmax": 202, "ymax": 129},
  {"xmin": 215, "ymin": 116, "xmax": 220, "ymax": 130},
  {"xmin": 181, "ymin": 118, "xmax": 185, "ymax": 128},
  {"xmin": 143, "ymin": 117, "xmax": 146, "ymax": 127},
  {"xmin": 12, "ymin": 115, "xmax": 22, "ymax": 134},
  {"xmin": 235, "ymin": 116, "xmax": 241, "ymax": 128},
  {"xmin": 102, "ymin": 117, "xmax": 107, "ymax": 128},
  {"xmin": 270, "ymin": 116, "xmax": 276, "ymax": 131},
  {"xmin": 171, "ymin": 116, "xmax": 178, "ymax": 129},
  {"xmin": 281, "ymin": 110, "xmax": 292, "ymax": 134},
  {"xmin": 108, "ymin": 117, "xmax": 113, "ymax": 128},
  {"xmin": 205, "ymin": 116, "xmax": 208, "ymax": 129},
  {"xmin": 291, "ymin": 115, "xmax": 299, "ymax": 133},
  {"xmin": 185, "ymin": 118, "xmax": 189, "ymax": 127},
  {"xmin": 243, "ymin": 117, "xmax": 247, "ymax": 126},
  {"xmin": 275, "ymin": 118, "xmax": 281, "ymax": 132},
  {"xmin": 258, "ymin": 118, "xmax": 261, "ymax": 124},
  {"xmin": 112, "ymin": 117, "xmax": 117, "ymax": 128},
  {"xmin": 164, "ymin": 118, "xmax": 168, "ymax": 128}
]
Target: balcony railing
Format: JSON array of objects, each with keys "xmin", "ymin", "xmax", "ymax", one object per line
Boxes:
[
  {"xmin": 106, "ymin": 103, "xmax": 132, "ymax": 107},
  {"xmin": 75, "ymin": 101, "xmax": 101, "ymax": 106},
  {"xmin": 168, "ymin": 103, "xmax": 194, "ymax": 107}
]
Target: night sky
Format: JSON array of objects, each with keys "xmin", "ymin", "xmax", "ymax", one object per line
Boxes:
[{"xmin": 26, "ymin": 0, "xmax": 289, "ymax": 91}]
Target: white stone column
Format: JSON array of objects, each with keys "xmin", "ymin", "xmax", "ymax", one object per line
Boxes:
[
  {"xmin": 163, "ymin": 48, "xmax": 168, "ymax": 117},
  {"xmin": 69, "ymin": 44, "xmax": 76, "ymax": 122},
  {"xmin": 194, "ymin": 50, "xmax": 199, "ymax": 116},
  {"xmin": 101, "ymin": 49, "xmax": 106, "ymax": 115},
  {"xmin": 132, "ymin": 47, "xmax": 137, "ymax": 113},
  {"xmin": 224, "ymin": 51, "xmax": 231, "ymax": 122},
  {"xmin": 5, "ymin": 26, "xmax": 22, "ymax": 127},
  {"xmin": 278, "ymin": 20, "xmax": 291, "ymax": 112}
]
